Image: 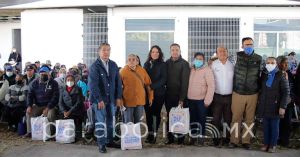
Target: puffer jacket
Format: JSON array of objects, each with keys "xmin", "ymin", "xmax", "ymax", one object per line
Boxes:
[
  {"xmin": 5, "ymin": 84, "xmax": 28, "ymax": 108},
  {"xmin": 233, "ymin": 51, "xmax": 262, "ymax": 95}
]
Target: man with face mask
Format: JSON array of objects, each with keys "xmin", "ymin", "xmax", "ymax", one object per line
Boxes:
[
  {"xmin": 4, "ymin": 65, "xmax": 16, "ymax": 86},
  {"xmin": 229, "ymin": 37, "xmax": 262, "ymax": 150},
  {"xmin": 23, "ymin": 65, "xmax": 59, "ymax": 138}
]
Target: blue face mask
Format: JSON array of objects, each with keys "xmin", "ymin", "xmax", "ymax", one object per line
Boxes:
[
  {"xmin": 244, "ymin": 47, "xmax": 254, "ymax": 55},
  {"xmin": 193, "ymin": 59, "xmax": 204, "ymax": 69}
]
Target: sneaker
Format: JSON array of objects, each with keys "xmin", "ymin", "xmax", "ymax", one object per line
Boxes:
[
  {"xmin": 145, "ymin": 134, "xmax": 154, "ymax": 144},
  {"xmin": 268, "ymin": 146, "xmax": 276, "ymax": 153}
]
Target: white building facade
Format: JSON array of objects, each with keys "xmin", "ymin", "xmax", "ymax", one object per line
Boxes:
[{"xmin": 1, "ymin": 1, "xmax": 300, "ymax": 68}]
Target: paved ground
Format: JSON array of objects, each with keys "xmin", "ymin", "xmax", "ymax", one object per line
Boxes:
[{"xmin": 1, "ymin": 141, "xmax": 300, "ymax": 157}]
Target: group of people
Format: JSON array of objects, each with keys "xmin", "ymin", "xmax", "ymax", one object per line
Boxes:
[{"xmin": 0, "ymin": 37, "xmax": 299, "ymax": 154}]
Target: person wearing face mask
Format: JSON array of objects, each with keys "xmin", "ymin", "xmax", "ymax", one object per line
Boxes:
[
  {"xmin": 4, "ymin": 65, "xmax": 16, "ymax": 86},
  {"xmin": 3, "ymin": 74, "xmax": 28, "ymax": 132},
  {"xmin": 256, "ymin": 57, "xmax": 290, "ymax": 153},
  {"xmin": 58, "ymin": 74, "xmax": 84, "ymax": 141},
  {"xmin": 187, "ymin": 52, "xmax": 215, "ymax": 146},
  {"xmin": 24, "ymin": 64, "xmax": 39, "ymax": 85},
  {"xmin": 164, "ymin": 43, "xmax": 190, "ymax": 145},
  {"xmin": 23, "ymin": 65, "xmax": 59, "ymax": 138},
  {"xmin": 229, "ymin": 37, "xmax": 262, "ymax": 150}
]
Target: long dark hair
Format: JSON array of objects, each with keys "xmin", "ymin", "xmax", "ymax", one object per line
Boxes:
[{"xmin": 145, "ymin": 45, "xmax": 164, "ymax": 63}]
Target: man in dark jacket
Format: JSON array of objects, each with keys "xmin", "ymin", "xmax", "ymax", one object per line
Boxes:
[
  {"xmin": 229, "ymin": 37, "xmax": 262, "ymax": 149},
  {"xmin": 23, "ymin": 65, "xmax": 59, "ymax": 138},
  {"xmin": 24, "ymin": 64, "xmax": 39, "ymax": 85},
  {"xmin": 89, "ymin": 43, "xmax": 122, "ymax": 153},
  {"xmin": 4, "ymin": 65, "xmax": 16, "ymax": 86},
  {"xmin": 165, "ymin": 43, "xmax": 190, "ymax": 145}
]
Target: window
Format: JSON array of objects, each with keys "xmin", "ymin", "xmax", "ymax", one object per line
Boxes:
[
  {"xmin": 188, "ymin": 18, "xmax": 240, "ymax": 61},
  {"xmin": 125, "ymin": 19, "xmax": 174, "ymax": 65},
  {"xmin": 254, "ymin": 19, "xmax": 300, "ymax": 60},
  {"xmin": 83, "ymin": 13, "xmax": 108, "ymax": 67}
]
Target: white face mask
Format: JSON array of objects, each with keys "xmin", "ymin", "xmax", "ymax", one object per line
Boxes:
[
  {"xmin": 6, "ymin": 72, "xmax": 13, "ymax": 77},
  {"xmin": 66, "ymin": 81, "xmax": 74, "ymax": 87},
  {"xmin": 265, "ymin": 64, "xmax": 277, "ymax": 72}
]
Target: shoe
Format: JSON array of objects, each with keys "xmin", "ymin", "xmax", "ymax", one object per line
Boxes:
[
  {"xmin": 145, "ymin": 134, "xmax": 154, "ymax": 144},
  {"xmin": 106, "ymin": 142, "xmax": 121, "ymax": 148},
  {"xmin": 242, "ymin": 144, "xmax": 251, "ymax": 150},
  {"xmin": 260, "ymin": 145, "xmax": 269, "ymax": 152},
  {"xmin": 228, "ymin": 143, "xmax": 238, "ymax": 149},
  {"xmin": 268, "ymin": 146, "xmax": 276, "ymax": 153},
  {"xmin": 22, "ymin": 133, "xmax": 31, "ymax": 138},
  {"xmin": 213, "ymin": 138, "xmax": 221, "ymax": 147},
  {"xmin": 99, "ymin": 145, "xmax": 107, "ymax": 153},
  {"xmin": 84, "ymin": 128, "xmax": 94, "ymax": 139}
]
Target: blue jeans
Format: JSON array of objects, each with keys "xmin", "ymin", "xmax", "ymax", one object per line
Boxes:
[
  {"xmin": 123, "ymin": 105, "xmax": 144, "ymax": 124},
  {"xmin": 263, "ymin": 117, "xmax": 280, "ymax": 146},
  {"xmin": 188, "ymin": 99, "xmax": 207, "ymax": 137},
  {"xmin": 93, "ymin": 103, "xmax": 116, "ymax": 146}
]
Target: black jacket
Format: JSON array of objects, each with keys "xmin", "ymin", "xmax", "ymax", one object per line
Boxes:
[
  {"xmin": 144, "ymin": 60, "xmax": 167, "ymax": 96},
  {"xmin": 233, "ymin": 51, "xmax": 262, "ymax": 95},
  {"xmin": 59, "ymin": 85, "xmax": 84, "ymax": 116},
  {"xmin": 165, "ymin": 56, "xmax": 190, "ymax": 101},
  {"xmin": 257, "ymin": 69, "xmax": 290, "ymax": 118},
  {"xmin": 8, "ymin": 52, "xmax": 21, "ymax": 63}
]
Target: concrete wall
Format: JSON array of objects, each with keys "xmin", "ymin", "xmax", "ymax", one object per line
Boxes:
[
  {"xmin": 108, "ymin": 6, "xmax": 300, "ymax": 67},
  {"xmin": 0, "ymin": 22, "xmax": 21, "ymax": 69},
  {"xmin": 21, "ymin": 9, "xmax": 83, "ymax": 70}
]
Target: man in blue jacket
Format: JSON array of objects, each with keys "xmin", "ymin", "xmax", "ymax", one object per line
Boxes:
[
  {"xmin": 89, "ymin": 43, "xmax": 122, "ymax": 153},
  {"xmin": 23, "ymin": 65, "xmax": 59, "ymax": 138}
]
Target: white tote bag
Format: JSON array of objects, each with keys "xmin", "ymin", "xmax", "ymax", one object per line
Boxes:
[
  {"xmin": 121, "ymin": 122, "xmax": 142, "ymax": 150},
  {"xmin": 55, "ymin": 119, "xmax": 75, "ymax": 143},
  {"xmin": 31, "ymin": 116, "xmax": 51, "ymax": 141},
  {"xmin": 169, "ymin": 107, "xmax": 190, "ymax": 134}
]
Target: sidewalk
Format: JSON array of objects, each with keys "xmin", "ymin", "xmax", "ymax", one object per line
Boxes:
[{"xmin": 2, "ymin": 142, "xmax": 300, "ymax": 157}]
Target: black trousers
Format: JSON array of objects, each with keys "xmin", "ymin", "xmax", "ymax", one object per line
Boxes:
[
  {"xmin": 144, "ymin": 95, "xmax": 165, "ymax": 135},
  {"xmin": 165, "ymin": 95, "xmax": 186, "ymax": 143},
  {"xmin": 278, "ymin": 103, "xmax": 293, "ymax": 146},
  {"xmin": 3, "ymin": 106, "xmax": 25, "ymax": 127},
  {"xmin": 211, "ymin": 94, "xmax": 232, "ymax": 144}
]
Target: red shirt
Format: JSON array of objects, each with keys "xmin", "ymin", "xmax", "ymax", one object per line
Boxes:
[{"xmin": 66, "ymin": 86, "xmax": 73, "ymax": 93}]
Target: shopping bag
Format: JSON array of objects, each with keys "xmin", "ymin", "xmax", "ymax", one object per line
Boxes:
[
  {"xmin": 121, "ymin": 122, "xmax": 142, "ymax": 150},
  {"xmin": 31, "ymin": 116, "xmax": 51, "ymax": 141},
  {"xmin": 169, "ymin": 107, "xmax": 190, "ymax": 134},
  {"xmin": 55, "ymin": 119, "xmax": 75, "ymax": 143}
]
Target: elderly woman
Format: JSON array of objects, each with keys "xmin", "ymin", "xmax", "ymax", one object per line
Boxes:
[
  {"xmin": 58, "ymin": 74, "xmax": 84, "ymax": 140},
  {"xmin": 257, "ymin": 57, "xmax": 290, "ymax": 153},
  {"xmin": 120, "ymin": 54, "xmax": 153, "ymax": 123},
  {"xmin": 187, "ymin": 52, "xmax": 215, "ymax": 145}
]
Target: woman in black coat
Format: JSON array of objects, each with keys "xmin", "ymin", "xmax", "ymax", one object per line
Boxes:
[
  {"xmin": 143, "ymin": 45, "xmax": 167, "ymax": 144},
  {"xmin": 257, "ymin": 57, "xmax": 290, "ymax": 153},
  {"xmin": 59, "ymin": 74, "xmax": 84, "ymax": 140}
]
